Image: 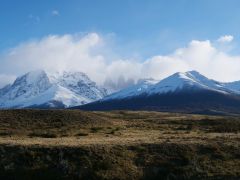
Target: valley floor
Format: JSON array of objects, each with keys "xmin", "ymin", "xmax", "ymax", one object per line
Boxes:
[{"xmin": 0, "ymin": 110, "xmax": 239, "ymax": 179}]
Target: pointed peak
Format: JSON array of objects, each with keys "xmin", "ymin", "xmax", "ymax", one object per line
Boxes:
[
  {"xmin": 25, "ymin": 70, "xmax": 48, "ymax": 83},
  {"xmin": 185, "ymin": 70, "xmax": 203, "ymax": 77},
  {"xmin": 168, "ymin": 71, "xmax": 207, "ymax": 81},
  {"xmin": 187, "ymin": 70, "xmax": 201, "ymax": 74},
  {"xmin": 169, "ymin": 71, "xmax": 186, "ymax": 76},
  {"xmin": 184, "ymin": 71, "xmax": 211, "ymax": 81},
  {"xmin": 172, "ymin": 70, "xmax": 202, "ymax": 76},
  {"xmin": 166, "ymin": 72, "xmax": 190, "ymax": 80},
  {"xmin": 17, "ymin": 69, "xmax": 47, "ymax": 78},
  {"xmin": 13, "ymin": 69, "xmax": 49, "ymax": 86}
]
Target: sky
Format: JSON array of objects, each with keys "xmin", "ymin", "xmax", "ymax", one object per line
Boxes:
[{"xmin": 1, "ymin": 0, "xmax": 240, "ymax": 88}]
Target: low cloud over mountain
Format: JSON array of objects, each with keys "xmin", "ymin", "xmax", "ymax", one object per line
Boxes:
[{"xmin": 0, "ymin": 33, "xmax": 240, "ymax": 90}]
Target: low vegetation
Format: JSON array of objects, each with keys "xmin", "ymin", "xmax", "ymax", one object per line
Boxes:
[{"xmin": 0, "ymin": 110, "xmax": 239, "ymax": 179}]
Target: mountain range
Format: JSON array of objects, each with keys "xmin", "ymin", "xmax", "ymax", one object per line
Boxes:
[
  {"xmin": 77, "ymin": 71, "xmax": 240, "ymax": 115},
  {"xmin": 1, "ymin": 70, "xmax": 240, "ymax": 114}
]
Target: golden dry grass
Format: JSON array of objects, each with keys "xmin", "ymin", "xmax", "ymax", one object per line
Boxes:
[{"xmin": 0, "ymin": 110, "xmax": 239, "ymax": 179}]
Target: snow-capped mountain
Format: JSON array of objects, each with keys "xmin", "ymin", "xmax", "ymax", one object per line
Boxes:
[
  {"xmin": 146, "ymin": 71, "xmax": 235, "ymax": 95},
  {"xmin": 101, "ymin": 71, "xmax": 239, "ymax": 101},
  {"xmin": 78, "ymin": 71, "xmax": 240, "ymax": 114},
  {"xmin": 2, "ymin": 69, "xmax": 240, "ymax": 113},
  {"xmin": 0, "ymin": 70, "xmax": 108, "ymax": 108}
]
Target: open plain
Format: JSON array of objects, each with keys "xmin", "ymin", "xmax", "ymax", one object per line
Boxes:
[{"xmin": 0, "ymin": 110, "xmax": 239, "ymax": 179}]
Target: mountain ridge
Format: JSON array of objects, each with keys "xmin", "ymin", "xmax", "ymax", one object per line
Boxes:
[
  {"xmin": 1, "ymin": 70, "xmax": 240, "ymax": 113},
  {"xmin": 0, "ymin": 70, "xmax": 108, "ymax": 108},
  {"xmin": 77, "ymin": 70, "xmax": 240, "ymax": 114}
]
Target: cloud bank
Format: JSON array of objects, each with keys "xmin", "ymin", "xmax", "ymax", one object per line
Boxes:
[{"xmin": 0, "ymin": 33, "xmax": 240, "ymax": 89}]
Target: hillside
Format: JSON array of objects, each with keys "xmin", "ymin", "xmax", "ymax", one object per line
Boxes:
[
  {"xmin": 77, "ymin": 71, "xmax": 240, "ymax": 114},
  {"xmin": 0, "ymin": 110, "xmax": 239, "ymax": 179}
]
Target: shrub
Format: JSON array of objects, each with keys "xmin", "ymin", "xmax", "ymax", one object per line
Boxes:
[
  {"xmin": 91, "ymin": 127, "xmax": 103, "ymax": 133},
  {"xmin": 75, "ymin": 132, "xmax": 89, "ymax": 136},
  {"xmin": 0, "ymin": 131, "xmax": 12, "ymax": 136},
  {"xmin": 28, "ymin": 132, "xmax": 57, "ymax": 138}
]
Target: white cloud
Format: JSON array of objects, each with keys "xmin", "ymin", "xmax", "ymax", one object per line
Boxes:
[
  {"xmin": 0, "ymin": 33, "xmax": 105, "ymax": 84},
  {"xmin": 0, "ymin": 74, "xmax": 16, "ymax": 88},
  {"xmin": 217, "ymin": 35, "xmax": 234, "ymax": 43},
  {"xmin": 1, "ymin": 33, "xmax": 240, "ymax": 89},
  {"xmin": 142, "ymin": 40, "xmax": 240, "ymax": 82},
  {"xmin": 52, "ymin": 10, "xmax": 59, "ymax": 16}
]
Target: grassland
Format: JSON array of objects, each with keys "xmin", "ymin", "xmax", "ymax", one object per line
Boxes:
[{"xmin": 0, "ymin": 110, "xmax": 239, "ymax": 179}]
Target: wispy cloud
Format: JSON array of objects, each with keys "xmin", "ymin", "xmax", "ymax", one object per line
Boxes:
[
  {"xmin": 217, "ymin": 35, "xmax": 234, "ymax": 43},
  {"xmin": 52, "ymin": 10, "xmax": 60, "ymax": 16},
  {"xmin": 0, "ymin": 74, "xmax": 16, "ymax": 88}
]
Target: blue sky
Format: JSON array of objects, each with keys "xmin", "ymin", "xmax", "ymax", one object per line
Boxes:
[
  {"xmin": 1, "ymin": 0, "xmax": 240, "ymax": 87},
  {"xmin": 1, "ymin": 0, "xmax": 240, "ymax": 57}
]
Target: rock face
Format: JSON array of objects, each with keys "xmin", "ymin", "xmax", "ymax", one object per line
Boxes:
[
  {"xmin": 0, "ymin": 70, "xmax": 108, "ymax": 108},
  {"xmin": 77, "ymin": 71, "xmax": 240, "ymax": 114}
]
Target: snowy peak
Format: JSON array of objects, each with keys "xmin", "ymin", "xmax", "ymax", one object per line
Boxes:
[
  {"xmin": 178, "ymin": 71, "xmax": 223, "ymax": 88},
  {"xmin": 13, "ymin": 70, "xmax": 50, "ymax": 86},
  {"xmin": 18, "ymin": 70, "xmax": 49, "ymax": 85},
  {"xmin": 102, "ymin": 71, "xmax": 240, "ymax": 101},
  {"xmin": 4, "ymin": 70, "xmax": 52, "ymax": 100},
  {"xmin": 161, "ymin": 71, "xmax": 218, "ymax": 87},
  {"xmin": 148, "ymin": 70, "xmax": 227, "ymax": 95},
  {"xmin": 0, "ymin": 70, "xmax": 108, "ymax": 108}
]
